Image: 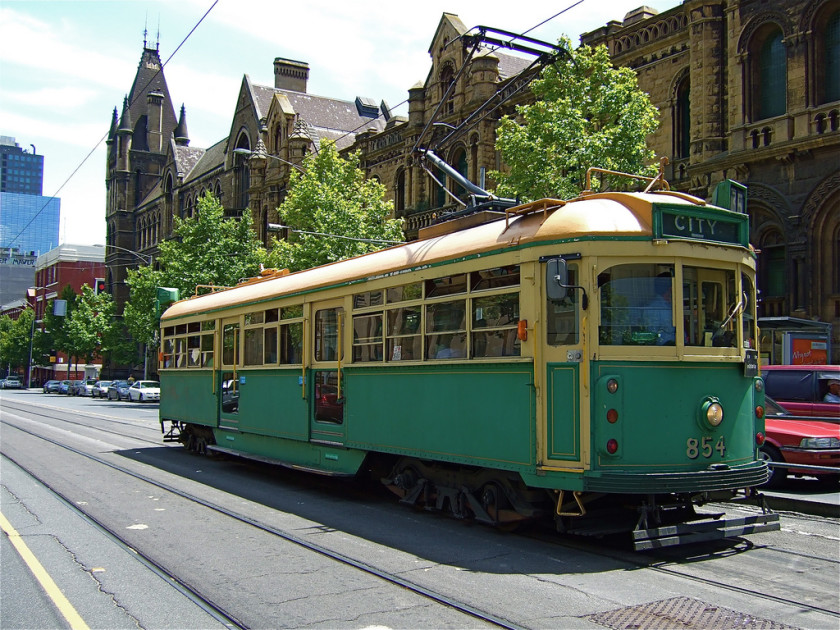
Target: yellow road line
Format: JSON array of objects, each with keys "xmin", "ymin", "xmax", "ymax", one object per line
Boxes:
[{"xmin": 0, "ymin": 510, "xmax": 90, "ymax": 630}]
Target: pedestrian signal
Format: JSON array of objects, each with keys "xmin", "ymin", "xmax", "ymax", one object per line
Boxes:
[{"xmin": 95, "ymin": 278, "xmax": 106, "ymax": 294}]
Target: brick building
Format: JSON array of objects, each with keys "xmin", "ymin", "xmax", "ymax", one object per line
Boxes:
[{"xmin": 30, "ymin": 244, "xmax": 106, "ymax": 382}]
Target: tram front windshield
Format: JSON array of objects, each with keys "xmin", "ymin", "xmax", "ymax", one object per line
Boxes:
[{"xmin": 598, "ymin": 263, "xmax": 753, "ymax": 349}]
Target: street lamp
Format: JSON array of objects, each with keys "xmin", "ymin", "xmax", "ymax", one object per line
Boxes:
[
  {"xmin": 233, "ymin": 148, "xmax": 306, "ymax": 173},
  {"xmin": 93, "ymin": 243, "xmax": 153, "ymax": 265}
]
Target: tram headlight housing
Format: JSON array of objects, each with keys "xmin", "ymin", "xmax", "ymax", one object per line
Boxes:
[{"xmin": 700, "ymin": 397, "xmax": 724, "ymax": 428}]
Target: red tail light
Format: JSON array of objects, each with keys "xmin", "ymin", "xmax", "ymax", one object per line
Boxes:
[
  {"xmin": 755, "ymin": 405, "xmax": 765, "ymax": 419},
  {"xmin": 756, "ymin": 432, "xmax": 765, "ymax": 445},
  {"xmin": 607, "ymin": 409, "xmax": 618, "ymax": 423},
  {"xmin": 606, "ymin": 439, "xmax": 618, "ymax": 454}
]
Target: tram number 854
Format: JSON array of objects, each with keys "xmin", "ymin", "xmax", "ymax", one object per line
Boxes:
[{"xmin": 686, "ymin": 436, "xmax": 726, "ymax": 459}]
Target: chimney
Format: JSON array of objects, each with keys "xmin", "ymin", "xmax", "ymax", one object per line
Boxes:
[
  {"xmin": 274, "ymin": 58, "xmax": 309, "ymax": 93},
  {"xmin": 147, "ymin": 90, "xmax": 165, "ymax": 153}
]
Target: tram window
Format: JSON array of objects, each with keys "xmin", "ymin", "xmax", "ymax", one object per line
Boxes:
[
  {"xmin": 548, "ymin": 266, "xmax": 579, "ymax": 346},
  {"xmin": 471, "ymin": 265, "xmax": 520, "ymax": 291},
  {"xmin": 315, "ymin": 308, "xmax": 343, "ymax": 361},
  {"xmin": 201, "ymin": 334, "xmax": 214, "ymax": 367},
  {"xmin": 222, "ymin": 324, "xmax": 238, "ymax": 365},
  {"xmin": 386, "ymin": 282, "xmax": 422, "ymax": 303},
  {"xmin": 386, "ymin": 306, "xmax": 422, "ymax": 361},
  {"xmin": 683, "ymin": 267, "xmax": 738, "ymax": 347},
  {"xmin": 281, "ymin": 305, "xmax": 303, "ymax": 319},
  {"xmin": 742, "ymin": 274, "xmax": 756, "ymax": 349},
  {"xmin": 176, "ymin": 324, "xmax": 187, "ymax": 335},
  {"xmin": 427, "ymin": 332, "xmax": 467, "ymax": 359},
  {"xmin": 264, "ymin": 327, "xmax": 278, "ymax": 364},
  {"xmin": 314, "ymin": 371, "xmax": 343, "ymax": 424},
  {"xmin": 175, "ymin": 338, "xmax": 187, "ymax": 367},
  {"xmin": 243, "ymin": 328, "xmax": 263, "ymax": 365},
  {"xmin": 245, "ymin": 312, "xmax": 264, "ymax": 326},
  {"xmin": 353, "ymin": 290, "xmax": 383, "ymax": 309},
  {"xmin": 162, "ymin": 338, "xmax": 174, "ymax": 368},
  {"xmin": 201, "ymin": 320, "xmax": 215, "ymax": 331},
  {"xmin": 187, "ymin": 335, "xmax": 201, "ymax": 366},
  {"xmin": 471, "ymin": 293, "xmax": 520, "ymax": 358},
  {"xmin": 265, "ymin": 309, "xmax": 279, "ymax": 323},
  {"xmin": 353, "ymin": 314, "xmax": 383, "ymax": 362},
  {"xmin": 188, "ymin": 322, "xmax": 200, "ymax": 333},
  {"xmin": 280, "ymin": 322, "xmax": 303, "ymax": 364},
  {"xmin": 599, "ymin": 264, "xmax": 675, "ymax": 346},
  {"xmin": 426, "ymin": 274, "xmax": 467, "ymax": 298},
  {"xmin": 164, "ymin": 326, "xmax": 175, "ymax": 337},
  {"xmin": 221, "ymin": 371, "xmax": 238, "ymax": 414}
]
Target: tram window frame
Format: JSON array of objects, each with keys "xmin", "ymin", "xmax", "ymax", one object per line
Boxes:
[
  {"xmin": 682, "ymin": 266, "xmax": 739, "ymax": 348},
  {"xmin": 598, "ymin": 264, "xmax": 677, "ymax": 346},
  {"xmin": 314, "ymin": 307, "xmax": 344, "ymax": 362},
  {"xmin": 161, "ymin": 320, "xmax": 214, "ymax": 369},
  {"xmin": 279, "ymin": 305, "xmax": 304, "ymax": 365}
]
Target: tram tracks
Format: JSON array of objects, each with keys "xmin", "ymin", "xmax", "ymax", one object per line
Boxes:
[{"xmin": 0, "ymin": 418, "xmax": 522, "ymax": 630}]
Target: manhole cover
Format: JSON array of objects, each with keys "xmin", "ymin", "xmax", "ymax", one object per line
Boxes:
[{"xmin": 586, "ymin": 596, "xmax": 799, "ymax": 629}]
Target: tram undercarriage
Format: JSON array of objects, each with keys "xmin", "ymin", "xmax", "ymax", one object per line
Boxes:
[{"xmin": 383, "ymin": 457, "xmax": 780, "ymax": 550}]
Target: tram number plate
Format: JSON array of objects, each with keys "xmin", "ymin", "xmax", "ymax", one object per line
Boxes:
[{"xmin": 686, "ymin": 436, "xmax": 725, "ymax": 459}]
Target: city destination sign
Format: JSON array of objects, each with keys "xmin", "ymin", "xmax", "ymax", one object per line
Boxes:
[{"xmin": 654, "ymin": 205, "xmax": 748, "ymax": 247}]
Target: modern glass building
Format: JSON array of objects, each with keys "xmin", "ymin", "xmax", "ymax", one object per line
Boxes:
[
  {"xmin": 0, "ymin": 192, "xmax": 60, "ymax": 257},
  {"xmin": 0, "ymin": 136, "xmax": 44, "ymax": 195}
]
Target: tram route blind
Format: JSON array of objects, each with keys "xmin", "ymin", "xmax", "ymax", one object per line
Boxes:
[{"xmin": 653, "ymin": 205, "xmax": 749, "ymax": 248}]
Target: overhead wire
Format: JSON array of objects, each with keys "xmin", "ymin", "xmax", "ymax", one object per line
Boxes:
[{"xmin": 3, "ymin": 0, "xmax": 219, "ymax": 250}]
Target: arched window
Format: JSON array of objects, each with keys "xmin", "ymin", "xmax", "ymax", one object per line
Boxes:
[
  {"xmin": 234, "ymin": 133, "xmax": 251, "ymax": 210},
  {"xmin": 450, "ymin": 148, "xmax": 468, "ymax": 197},
  {"xmin": 759, "ymin": 229, "xmax": 786, "ymax": 299},
  {"xmin": 757, "ymin": 29, "xmax": 786, "ymax": 119},
  {"xmin": 440, "ymin": 65, "xmax": 455, "ymax": 115},
  {"xmin": 824, "ymin": 10, "xmax": 840, "ymax": 103},
  {"xmin": 675, "ymin": 76, "xmax": 690, "ymax": 159},
  {"xmin": 395, "ymin": 169, "xmax": 406, "ymax": 216}
]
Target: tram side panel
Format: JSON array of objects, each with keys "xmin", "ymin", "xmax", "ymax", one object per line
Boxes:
[
  {"xmin": 234, "ymin": 369, "xmax": 309, "ymax": 440},
  {"xmin": 344, "ymin": 363, "xmax": 537, "ymax": 472},
  {"xmin": 160, "ymin": 370, "xmax": 217, "ymax": 427}
]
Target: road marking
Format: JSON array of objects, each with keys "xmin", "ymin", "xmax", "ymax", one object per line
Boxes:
[{"xmin": 0, "ymin": 510, "xmax": 90, "ymax": 630}]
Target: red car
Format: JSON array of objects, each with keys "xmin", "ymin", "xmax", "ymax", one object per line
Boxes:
[
  {"xmin": 761, "ymin": 364, "xmax": 840, "ymax": 418},
  {"xmin": 760, "ymin": 396, "xmax": 840, "ymax": 488}
]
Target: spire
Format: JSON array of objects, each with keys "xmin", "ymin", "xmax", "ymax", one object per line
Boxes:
[
  {"xmin": 108, "ymin": 107, "xmax": 119, "ymax": 141},
  {"xmin": 174, "ymin": 104, "xmax": 190, "ymax": 146},
  {"xmin": 118, "ymin": 95, "xmax": 132, "ymax": 133}
]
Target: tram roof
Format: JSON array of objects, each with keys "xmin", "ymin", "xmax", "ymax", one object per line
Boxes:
[{"xmin": 161, "ymin": 190, "xmax": 705, "ymax": 320}]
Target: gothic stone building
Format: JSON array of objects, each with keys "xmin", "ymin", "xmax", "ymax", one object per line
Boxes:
[
  {"xmin": 106, "ymin": 5, "xmax": 839, "ymax": 361},
  {"xmin": 582, "ymin": 0, "xmax": 840, "ymax": 362}
]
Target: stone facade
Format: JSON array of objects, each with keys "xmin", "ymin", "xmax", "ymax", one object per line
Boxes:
[
  {"xmin": 582, "ymin": 0, "xmax": 840, "ymax": 362},
  {"xmin": 106, "ymin": 6, "xmax": 839, "ymax": 361}
]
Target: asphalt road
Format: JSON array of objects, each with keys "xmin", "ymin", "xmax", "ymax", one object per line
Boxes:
[{"xmin": 2, "ymin": 388, "xmax": 839, "ymax": 629}]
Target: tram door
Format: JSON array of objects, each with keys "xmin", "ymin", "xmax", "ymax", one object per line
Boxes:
[
  {"xmin": 219, "ymin": 318, "xmax": 240, "ymax": 430},
  {"xmin": 309, "ymin": 301, "xmax": 346, "ymax": 446},
  {"xmin": 541, "ymin": 259, "xmax": 584, "ymax": 467}
]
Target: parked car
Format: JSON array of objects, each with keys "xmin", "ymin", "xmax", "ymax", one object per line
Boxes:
[
  {"xmin": 73, "ymin": 379, "xmax": 98, "ymax": 396},
  {"xmin": 1, "ymin": 376, "xmax": 23, "ymax": 389},
  {"xmin": 762, "ymin": 364, "xmax": 840, "ymax": 418},
  {"xmin": 57, "ymin": 380, "xmax": 72, "ymax": 394},
  {"xmin": 92, "ymin": 380, "xmax": 112, "ymax": 398},
  {"xmin": 43, "ymin": 379, "xmax": 61, "ymax": 393},
  {"xmin": 128, "ymin": 380, "xmax": 160, "ymax": 402},
  {"xmin": 760, "ymin": 396, "xmax": 840, "ymax": 488},
  {"xmin": 107, "ymin": 380, "xmax": 130, "ymax": 401}
]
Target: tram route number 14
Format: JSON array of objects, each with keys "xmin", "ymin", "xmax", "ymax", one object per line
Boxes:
[{"xmin": 686, "ymin": 436, "xmax": 726, "ymax": 459}]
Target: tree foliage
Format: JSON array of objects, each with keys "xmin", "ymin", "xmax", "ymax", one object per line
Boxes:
[
  {"xmin": 124, "ymin": 193, "xmax": 265, "ymax": 348},
  {"xmin": 265, "ymin": 142, "xmax": 404, "ymax": 272},
  {"xmin": 0, "ymin": 309, "xmax": 34, "ymax": 372},
  {"xmin": 492, "ymin": 38, "xmax": 660, "ymax": 201},
  {"xmin": 64, "ymin": 285, "xmax": 117, "ymax": 364}
]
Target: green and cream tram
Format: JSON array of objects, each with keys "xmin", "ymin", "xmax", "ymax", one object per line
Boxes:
[{"xmin": 159, "ymin": 180, "xmax": 779, "ymax": 549}]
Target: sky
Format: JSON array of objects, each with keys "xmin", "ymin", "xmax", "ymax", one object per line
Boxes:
[{"xmin": 0, "ymin": 0, "xmax": 680, "ymax": 249}]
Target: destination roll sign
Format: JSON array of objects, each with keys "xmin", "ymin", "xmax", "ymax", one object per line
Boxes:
[{"xmin": 654, "ymin": 204, "xmax": 749, "ymax": 248}]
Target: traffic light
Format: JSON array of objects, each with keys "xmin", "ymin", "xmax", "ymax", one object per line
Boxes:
[{"xmin": 95, "ymin": 278, "xmax": 106, "ymax": 294}]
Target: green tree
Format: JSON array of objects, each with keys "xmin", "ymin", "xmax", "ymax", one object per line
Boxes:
[
  {"xmin": 492, "ymin": 38, "xmax": 660, "ymax": 201},
  {"xmin": 265, "ymin": 142, "xmax": 404, "ymax": 272},
  {"xmin": 0, "ymin": 309, "xmax": 34, "ymax": 374},
  {"xmin": 124, "ymin": 192, "xmax": 265, "ymax": 349},
  {"xmin": 41, "ymin": 285, "xmax": 78, "ymax": 370},
  {"xmin": 64, "ymin": 285, "xmax": 117, "ymax": 365}
]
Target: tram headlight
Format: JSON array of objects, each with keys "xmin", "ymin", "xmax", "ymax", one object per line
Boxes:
[{"xmin": 700, "ymin": 397, "xmax": 724, "ymax": 428}]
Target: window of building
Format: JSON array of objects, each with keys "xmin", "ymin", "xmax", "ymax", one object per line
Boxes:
[
  {"xmin": 824, "ymin": 11, "xmax": 840, "ymax": 103},
  {"xmin": 675, "ymin": 76, "xmax": 690, "ymax": 159},
  {"xmin": 757, "ymin": 29, "xmax": 786, "ymax": 119}
]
